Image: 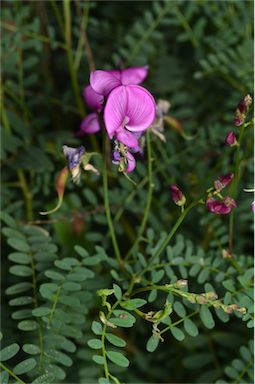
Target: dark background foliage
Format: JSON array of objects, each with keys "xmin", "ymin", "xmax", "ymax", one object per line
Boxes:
[{"xmin": 1, "ymin": 1, "xmax": 254, "ymax": 384}]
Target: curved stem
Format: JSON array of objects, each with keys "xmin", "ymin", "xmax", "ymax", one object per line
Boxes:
[
  {"xmin": 138, "ymin": 200, "xmax": 200, "ymax": 278},
  {"xmin": 0, "ymin": 363, "xmax": 27, "ymax": 384},
  {"xmin": 125, "ymin": 131, "xmax": 153, "ymax": 260},
  {"xmin": 102, "ymin": 140, "xmax": 122, "ymax": 265},
  {"xmin": 228, "ymin": 123, "xmax": 246, "ymax": 253}
]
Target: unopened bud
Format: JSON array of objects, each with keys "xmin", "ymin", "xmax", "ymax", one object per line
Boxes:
[
  {"xmin": 214, "ymin": 173, "xmax": 234, "ymax": 192},
  {"xmin": 170, "ymin": 185, "xmax": 186, "ymax": 207},
  {"xmin": 225, "ymin": 131, "xmax": 237, "ymax": 147},
  {"xmin": 174, "ymin": 279, "xmax": 188, "ymax": 288}
]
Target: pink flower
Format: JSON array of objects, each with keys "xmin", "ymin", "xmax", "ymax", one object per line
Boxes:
[
  {"xmin": 83, "ymin": 85, "xmax": 104, "ymax": 112},
  {"xmin": 252, "ymin": 201, "xmax": 255, "ymax": 212},
  {"xmin": 77, "ymin": 113, "xmax": 101, "ymax": 135},
  {"xmin": 90, "ymin": 66, "xmax": 148, "ymax": 96},
  {"xmin": 206, "ymin": 196, "xmax": 236, "ymax": 215},
  {"xmin": 170, "ymin": 185, "xmax": 186, "ymax": 206},
  {"xmin": 214, "ymin": 173, "xmax": 234, "ymax": 192},
  {"xmin": 104, "ymin": 85, "xmax": 155, "ymax": 148},
  {"xmin": 225, "ymin": 131, "xmax": 237, "ymax": 146}
]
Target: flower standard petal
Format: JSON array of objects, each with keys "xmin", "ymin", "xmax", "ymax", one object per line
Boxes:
[
  {"xmin": 125, "ymin": 85, "xmax": 156, "ymax": 132},
  {"xmin": 83, "ymin": 85, "xmax": 104, "ymax": 111},
  {"xmin": 90, "ymin": 70, "xmax": 121, "ymax": 96},
  {"xmin": 104, "ymin": 85, "xmax": 129, "ymax": 139},
  {"xmin": 120, "ymin": 66, "xmax": 148, "ymax": 85},
  {"xmin": 77, "ymin": 113, "xmax": 101, "ymax": 135}
]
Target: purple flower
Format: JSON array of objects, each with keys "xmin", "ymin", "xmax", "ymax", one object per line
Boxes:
[
  {"xmin": 214, "ymin": 173, "xmax": 234, "ymax": 192},
  {"xmin": 206, "ymin": 196, "xmax": 236, "ymax": 215},
  {"xmin": 169, "ymin": 185, "xmax": 186, "ymax": 206},
  {"xmin": 83, "ymin": 85, "xmax": 104, "ymax": 112},
  {"xmin": 225, "ymin": 131, "xmax": 237, "ymax": 146},
  {"xmin": 112, "ymin": 143, "xmax": 137, "ymax": 173},
  {"xmin": 63, "ymin": 145, "xmax": 85, "ymax": 184},
  {"xmin": 252, "ymin": 201, "xmax": 255, "ymax": 212},
  {"xmin": 90, "ymin": 66, "xmax": 148, "ymax": 96},
  {"xmin": 104, "ymin": 85, "xmax": 155, "ymax": 148},
  {"xmin": 77, "ymin": 113, "xmax": 101, "ymax": 135}
]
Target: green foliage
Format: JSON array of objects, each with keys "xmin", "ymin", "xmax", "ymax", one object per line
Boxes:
[{"xmin": 1, "ymin": 0, "xmax": 253, "ymax": 383}]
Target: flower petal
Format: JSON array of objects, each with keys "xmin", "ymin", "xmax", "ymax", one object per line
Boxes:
[
  {"xmin": 120, "ymin": 66, "xmax": 148, "ymax": 85},
  {"xmin": 115, "ymin": 127, "xmax": 139, "ymax": 148},
  {"xmin": 104, "ymin": 85, "xmax": 156, "ymax": 138},
  {"xmin": 90, "ymin": 70, "xmax": 121, "ymax": 96},
  {"xmin": 104, "ymin": 86, "xmax": 128, "ymax": 138},
  {"xmin": 126, "ymin": 151, "xmax": 136, "ymax": 173},
  {"xmin": 77, "ymin": 113, "xmax": 101, "ymax": 135},
  {"xmin": 125, "ymin": 85, "xmax": 156, "ymax": 132},
  {"xmin": 83, "ymin": 85, "xmax": 104, "ymax": 111}
]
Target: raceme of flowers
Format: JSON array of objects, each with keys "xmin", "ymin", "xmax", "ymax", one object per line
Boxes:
[{"xmin": 78, "ymin": 66, "xmax": 156, "ymax": 173}]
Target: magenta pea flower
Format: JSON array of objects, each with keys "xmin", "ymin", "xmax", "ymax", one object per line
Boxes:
[
  {"xmin": 170, "ymin": 185, "xmax": 186, "ymax": 207},
  {"xmin": 77, "ymin": 113, "xmax": 101, "ymax": 136},
  {"xmin": 83, "ymin": 85, "xmax": 104, "ymax": 112},
  {"xmin": 104, "ymin": 85, "xmax": 155, "ymax": 148},
  {"xmin": 234, "ymin": 94, "xmax": 252, "ymax": 127},
  {"xmin": 225, "ymin": 131, "xmax": 237, "ymax": 146},
  {"xmin": 214, "ymin": 173, "xmax": 234, "ymax": 192},
  {"xmin": 206, "ymin": 196, "xmax": 237, "ymax": 215},
  {"xmin": 90, "ymin": 66, "xmax": 148, "ymax": 96},
  {"xmin": 78, "ymin": 85, "xmax": 103, "ymax": 135}
]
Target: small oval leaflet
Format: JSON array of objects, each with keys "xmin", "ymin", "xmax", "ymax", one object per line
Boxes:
[
  {"xmin": 170, "ymin": 326, "xmax": 185, "ymax": 341},
  {"xmin": 146, "ymin": 335, "xmax": 160, "ymax": 352},
  {"xmin": 106, "ymin": 351, "xmax": 130, "ymax": 367},
  {"xmin": 13, "ymin": 357, "xmax": 37, "ymax": 375},
  {"xmin": 0, "ymin": 343, "xmax": 20, "ymax": 362},
  {"xmin": 88, "ymin": 338, "xmax": 102, "ymax": 349},
  {"xmin": 22, "ymin": 344, "xmax": 41, "ymax": 355},
  {"xmin": 200, "ymin": 306, "xmax": 215, "ymax": 329},
  {"xmin": 106, "ymin": 333, "xmax": 126, "ymax": 347}
]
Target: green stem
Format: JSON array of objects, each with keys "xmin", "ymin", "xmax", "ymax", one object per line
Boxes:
[
  {"xmin": 102, "ymin": 141, "xmax": 122, "ymax": 265},
  {"xmin": 63, "ymin": 0, "xmax": 84, "ymax": 115},
  {"xmin": 160, "ymin": 310, "xmax": 198, "ymax": 335},
  {"xmin": 17, "ymin": 170, "xmax": 33, "ymax": 221},
  {"xmin": 138, "ymin": 200, "xmax": 200, "ymax": 278},
  {"xmin": 125, "ymin": 131, "xmax": 153, "ymax": 260},
  {"xmin": 228, "ymin": 123, "xmax": 246, "ymax": 253},
  {"xmin": 0, "ymin": 363, "xmax": 27, "ymax": 384}
]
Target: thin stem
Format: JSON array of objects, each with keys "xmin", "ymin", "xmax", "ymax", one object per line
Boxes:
[
  {"xmin": 138, "ymin": 200, "xmax": 200, "ymax": 278},
  {"xmin": 125, "ymin": 131, "xmax": 153, "ymax": 260},
  {"xmin": 160, "ymin": 310, "xmax": 198, "ymax": 335},
  {"xmin": 228, "ymin": 123, "xmax": 246, "ymax": 253},
  {"xmin": 74, "ymin": 0, "xmax": 95, "ymax": 72},
  {"xmin": 63, "ymin": 0, "xmax": 84, "ymax": 115},
  {"xmin": 17, "ymin": 170, "xmax": 33, "ymax": 221},
  {"xmin": 102, "ymin": 140, "xmax": 122, "ymax": 265},
  {"xmin": 0, "ymin": 363, "xmax": 27, "ymax": 384}
]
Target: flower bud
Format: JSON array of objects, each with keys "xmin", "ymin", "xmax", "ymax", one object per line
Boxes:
[
  {"xmin": 214, "ymin": 173, "xmax": 234, "ymax": 192},
  {"xmin": 225, "ymin": 131, "xmax": 237, "ymax": 146},
  {"xmin": 234, "ymin": 94, "xmax": 253, "ymax": 127},
  {"xmin": 169, "ymin": 185, "xmax": 186, "ymax": 207}
]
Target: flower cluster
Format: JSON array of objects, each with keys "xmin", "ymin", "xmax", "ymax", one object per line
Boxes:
[
  {"xmin": 206, "ymin": 173, "xmax": 236, "ymax": 215},
  {"xmin": 78, "ymin": 66, "xmax": 156, "ymax": 172}
]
